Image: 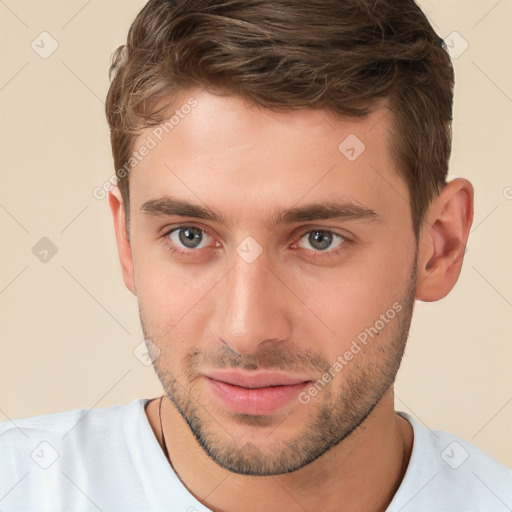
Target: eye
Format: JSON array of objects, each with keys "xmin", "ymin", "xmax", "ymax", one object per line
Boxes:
[
  {"xmin": 166, "ymin": 226, "xmax": 212, "ymax": 251},
  {"xmin": 295, "ymin": 229, "xmax": 346, "ymax": 254}
]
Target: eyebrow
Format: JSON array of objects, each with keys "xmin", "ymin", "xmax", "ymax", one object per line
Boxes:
[{"xmin": 140, "ymin": 196, "xmax": 380, "ymax": 227}]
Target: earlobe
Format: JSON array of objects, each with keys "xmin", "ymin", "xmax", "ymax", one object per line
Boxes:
[
  {"xmin": 108, "ymin": 188, "xmax": 136, "ymax": 295},
  {"xmin": 415, "ymin": 178, "xmax": 474, "ymax": 302}
]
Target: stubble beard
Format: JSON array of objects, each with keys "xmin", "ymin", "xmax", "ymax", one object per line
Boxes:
[{"xmin": 142, "ymin": 254, "xmax": 418, "ymax": 476}]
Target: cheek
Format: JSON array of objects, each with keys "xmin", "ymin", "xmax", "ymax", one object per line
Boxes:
[
  {"xmin": 132, "ymin": 247, "xmax": 219, "ymax": 335},
  {"xmin": 298, "ymin": 244, "xmax": 412, "ymax": 360}
]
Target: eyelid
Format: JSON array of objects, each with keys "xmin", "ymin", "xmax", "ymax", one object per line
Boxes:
[
  {"xmin": 163, "ymin": 224, "xmax": 217, "ymax": 249},
  {"xmin": 162, "ymin": 222, "xmax": 214, "ymax": 238},
  {"xmin": 162, "ymin": 224, "xmax": 352, "ymax": 257},
  {"xmin": 291, "ymin": 226, "xmax": 349, "ymax": 254},
  {"xmin": 293, "ymin": 226, "xmax": 352, "ymax": 244}
]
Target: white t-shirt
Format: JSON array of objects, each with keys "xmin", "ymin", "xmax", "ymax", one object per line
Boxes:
[{"xmin": 0, "ymin": 398, "xmax": 510, "ymax": 511}]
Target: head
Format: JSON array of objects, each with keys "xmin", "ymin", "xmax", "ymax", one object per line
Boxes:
[{"xmin": 106, "ymin": 0, "xmax": 473, "ymax": 475}]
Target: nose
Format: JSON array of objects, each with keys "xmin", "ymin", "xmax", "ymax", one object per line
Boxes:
[{"xmin": 212, "ymin": 248, "xmax": 292, "ymax": 355}]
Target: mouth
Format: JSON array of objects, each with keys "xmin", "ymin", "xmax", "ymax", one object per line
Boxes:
[{"xmin": 203, "ymin": 370, "xmax": 313, "ymax": 416}]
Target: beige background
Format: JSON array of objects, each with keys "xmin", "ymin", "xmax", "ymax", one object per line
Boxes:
[{"xmin": 0, "ymin": 0, "xmax": 511, "ymax": 467}]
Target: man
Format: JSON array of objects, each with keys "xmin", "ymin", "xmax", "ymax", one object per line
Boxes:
[{"xmin": 1, "ymin": 0, "xmax": 510, "ymax": 510}]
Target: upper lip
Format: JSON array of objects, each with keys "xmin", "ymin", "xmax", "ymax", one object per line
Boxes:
[{"xmin": 203, "ymin": 370, "xmax": 312, "ymax": 389}]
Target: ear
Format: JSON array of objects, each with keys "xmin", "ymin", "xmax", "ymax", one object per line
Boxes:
[
  {"xmin": 108, "ymin": 187, "xmax": 136, "ymax": 295},
  {"xmin": 416, "ymin": 178, "xmax": 474, "ymax": 302}
]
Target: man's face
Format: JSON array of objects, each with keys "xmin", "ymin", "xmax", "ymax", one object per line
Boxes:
[{"xmin": 127, "ymin": 88, "xmax": 418, "ymax": 475}]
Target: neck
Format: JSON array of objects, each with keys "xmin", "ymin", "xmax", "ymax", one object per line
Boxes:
[{"xmin": 148, "ymin": 386, "xmax": 413, "ymax": 512}]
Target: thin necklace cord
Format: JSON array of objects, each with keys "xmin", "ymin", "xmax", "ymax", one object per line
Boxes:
[{"xmin": 159, "ymin": 395, "xmax": 170, "ymax": 462}]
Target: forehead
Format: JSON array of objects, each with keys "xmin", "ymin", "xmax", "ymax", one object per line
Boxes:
[{"xmin": 128, "ymin": 88, "xmax": 407, "ymax": 227}]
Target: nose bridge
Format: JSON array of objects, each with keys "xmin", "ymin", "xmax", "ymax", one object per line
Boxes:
[{"xmin": 215, "ymin": 249, "xmax": 290, "ymax": 353}]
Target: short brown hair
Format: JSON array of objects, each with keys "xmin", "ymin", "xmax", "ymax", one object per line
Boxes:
[{"xmin": 105, "ymin": 0, "xmax": 454, "ymax": 238}]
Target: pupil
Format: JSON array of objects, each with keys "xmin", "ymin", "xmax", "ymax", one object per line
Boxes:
[
  {"xmin": 309, "ymin": 230, "xmax": 332, "ymax": 250},
  {"xmin": 179, "ymin": 227, "xmax": 202, "ymax": 248}
]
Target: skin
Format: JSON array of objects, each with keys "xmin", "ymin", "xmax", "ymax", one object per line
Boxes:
[{"xmin": 109, "ymin": 87, "xmax": 473, "ymax": 512}]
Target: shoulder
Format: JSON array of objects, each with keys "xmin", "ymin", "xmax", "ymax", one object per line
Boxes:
[
  {"xmin": 0, "ymin": 398, "xmax": 150, "ymax": 510},
  {"xmin": 389, "ymin": 412, "xmax": 512, "ymax": 511},
  {"xmin": 0, "ymin": 398, "xmax": 145, "ymax": 449}
]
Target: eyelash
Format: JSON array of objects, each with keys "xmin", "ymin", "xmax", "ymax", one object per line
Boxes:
[{"xmin": 162, "ymin": 225, "xmax": 350, "ymax": 259}]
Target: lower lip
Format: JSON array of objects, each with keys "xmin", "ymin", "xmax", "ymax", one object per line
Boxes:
[{"xmin": 206, "ymin": 378, "xmax": 310, "ymax": 416}]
